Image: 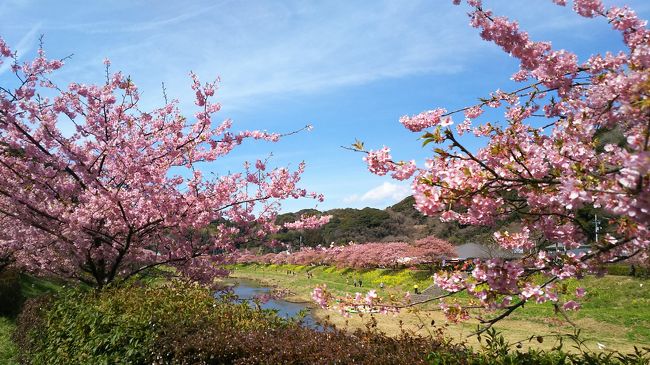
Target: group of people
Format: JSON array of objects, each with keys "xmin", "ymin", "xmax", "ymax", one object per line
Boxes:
[
  {"xmin": 286, "ymin": 269, "xmax": 316, "ymax": 279},
  {"xmin": 345, "ymin": 277, "xmax": 365, "ymax": 287}
]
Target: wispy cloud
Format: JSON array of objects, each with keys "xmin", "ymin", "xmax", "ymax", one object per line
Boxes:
[
  {"xmin": 18, "ymin": 0, "xmax": 481, "ymax": 110},
  {"xmin": 344, "ymin": 182, "xmax": 410, "ymax": 205},
  {"xmin": 47, "ymin": 2, "xmax": 225, "ymax": 34},
  {"xmin": 181, "ymin": 1, "xmax": 480, "ymax": 108},
  {"xmin": 4, "ymin": 0, "xmax": 647, "ymax": 215},
  {"xmin": 0, "ymin": 23, "xmax": 41, "ymax": 75}
]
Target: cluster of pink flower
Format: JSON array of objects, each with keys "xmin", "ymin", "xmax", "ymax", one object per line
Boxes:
[
  {"xmin": 399, "ymin": 108, "xmax": 448, "ymax": 132},
  {"xmin": 350, "ymin": 0, "xmax": 649, "ymax": 328},
  {"xmin": 234, "ymin": 236, "xmax": 456, "ymax": 269},
  {"xmin": 312, "ymin": 284, "xmax": 397, "ymax": 317},
  {"xmin": 0, "ymin": 37, "xmax": 327, "ymax": 287},
  {"xmin": 282, "ymin": 214, "xmax": 333, "ymax": 230}
]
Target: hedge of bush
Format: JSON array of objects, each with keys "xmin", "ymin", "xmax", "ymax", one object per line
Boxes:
[
  {"xmin": 150, "ymin": 319, "xmax": 446, "ymax": 364},
  {"xmin": 12, "ymin": 281, "xmax": 452, "ymax": 364},
  {"xmin": 14, "ymin": 281, "xmax": 287, "ymax": 365},
  {"xmin": 14, "ymin": 281, "xmax": 447, "ymax": 364},
  {"xmin": 13, "ymin": 281, "xmax": 650, "ymax": 365}
]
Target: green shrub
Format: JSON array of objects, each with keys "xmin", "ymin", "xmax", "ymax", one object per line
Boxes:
[
  {"xmin": 15, "ymin": 279, "xmax": 447, "ymax": 365},
  {"xmin": 153, "ymin": 323, "xmax": 650, "ymax": 365},
  {"xmin": 13, "ymin": 280, "xmax": 650, "ymax": 365},
  {"xmin": 15, "ymin": 281, "xmax": 286, "ymax": 365},
  {"xmin": 12, "ymin": 295, "xmax": 52, "ymax": 364},
  {"xmin": 151, "ymin": 319, "xmax": 449, "ymax": 365}
]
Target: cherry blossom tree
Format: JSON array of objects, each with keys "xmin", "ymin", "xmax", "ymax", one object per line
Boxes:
[
  {"xmin": 0, "ymin": 215, "xmax": 21, "ymax": 273},
  {"xmin": 282, "ymin": 214, "xmax": 333, "ymax": 230},
  {"xmin": 0, "ymin": 38, "xmax": 325, "ymax": 287},
  {"xmin": 413, "ymin": 236, "xmax": 457, "ymax": 258},
  {"xmin": 345, "ymin": 0, "xmax": 649, "ymax": 331},
  {"xmin": 235, "ymin": 237, "xmax": 456, "ymax": 268}
]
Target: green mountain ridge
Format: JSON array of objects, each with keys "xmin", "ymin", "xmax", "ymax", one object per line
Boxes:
[{"xmin": 270, "ymin": 196, "xmax": 513, "ymax": 249}]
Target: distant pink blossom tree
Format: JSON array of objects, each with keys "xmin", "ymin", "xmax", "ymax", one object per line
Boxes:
[
  {"xmin": 282, "ymin": 214, "xmax": 333, "ymax": 230},
  {"xmin": 235, "ymin": 238, "xmax": 456, "ymax": 268},
  {"xmin": 0, "ymin": 38, "xmax": 325, "ymax": 287},
  {"xmin": 346, "ymin": 0, "xmax": 649, "ymax": 331},
  {"xmin": 413, "ymin": 236, "xmax": 457, "ymax": 259}
]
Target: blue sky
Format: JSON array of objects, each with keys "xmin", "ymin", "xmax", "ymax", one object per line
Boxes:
[{"xmin": 2, "ymin": 0, "xmax": 649, "ymax": 212}]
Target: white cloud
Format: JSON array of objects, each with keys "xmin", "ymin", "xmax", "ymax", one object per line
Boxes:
[{"xmin": 344, "ymin": 182, "xmax": 410, "ymax": 204}]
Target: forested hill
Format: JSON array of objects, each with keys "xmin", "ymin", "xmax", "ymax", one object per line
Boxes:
[{"xmin": 270, "ymin": 196, "xmax": 514, "ymax": 248}]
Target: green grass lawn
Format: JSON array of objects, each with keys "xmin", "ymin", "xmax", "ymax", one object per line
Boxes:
[
  {"xmin": 230, "ymin": 263, "xmax": 650, "ymax": 352},
  {"xmin": 509, "ymin": 275, "xmax": 650, "ymax": 343},
  {"xmin": 230, "ymin": 263, "xmax": 433, "ymax": 300}
]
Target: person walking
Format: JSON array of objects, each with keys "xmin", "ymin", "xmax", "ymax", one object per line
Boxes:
[{"xmin": 413, "ymin": 284, "xmax": 419, "ymax": 295}]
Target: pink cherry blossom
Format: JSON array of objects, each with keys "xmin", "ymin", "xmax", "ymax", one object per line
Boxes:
[
  {"xmin": 391, "ymin": 160, "xmax": 418, "ymax": 180},
  {"xmin": 572, "ymin": 0, "xmax": 604, "ymax": 18},
  {"xmin": 493, "ymin": 227, "xmax": 535, "ymax": 250},
  {"xmin": 283, "ymin": 214, "xmax": 332, "ymax": 230},
  {"xmin": 563, "ymin": 300, "xmax": 581, "ymax": 311},
  {"xmin": 363, "ymin": 147, "xmax": 394, "ymax": 175},
  {"xmin": 352, "ymin": 0, "xmax": 649, "ymax": 328},
  {"xmin": 399, "ymin": 108, "xmax": 447, "ymax": 132},
  {"xmin": 464, "ymin": 105, "xmax": 483, "ymax": 119},
  {"xmin": 0, "ymin": 38, "xmax": 322, "ymax": 287},
  {"xmin": 235, "ymin": 236, "xmax": 456, "ymax": 269}
]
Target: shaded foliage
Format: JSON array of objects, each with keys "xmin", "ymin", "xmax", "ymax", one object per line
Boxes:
[
  {"xmin": 0, "ymin": 269, "xmax": 24, "ymax": 317},
  {"xmin": 152, "ymin": 321, "xmax": 443, "ymax": 365}
]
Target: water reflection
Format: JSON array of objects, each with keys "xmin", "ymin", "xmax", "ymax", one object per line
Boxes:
[{"xmin": 217, "ymin": 278, "xmax": 323, "ymax": 331}]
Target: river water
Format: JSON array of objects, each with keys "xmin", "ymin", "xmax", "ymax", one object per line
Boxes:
[{"xmin": 220, "ymin": 278, "xmax": 323, "ymax": 330}]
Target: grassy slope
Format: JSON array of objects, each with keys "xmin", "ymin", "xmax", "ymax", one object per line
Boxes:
[
  {"xmin": 230, "ymin": 263, "xmax": 650, "ymax": 352},
  {"xmin": 0, "ymin": 317, "xmax": 18, "ymax": 365},
  {"xmin": 509, "ymin": 275, "xmax": 650, "ymax": 343},
  {"xmin": 0, "ymin": 275, "xmax": 64, "ymax": 365}
]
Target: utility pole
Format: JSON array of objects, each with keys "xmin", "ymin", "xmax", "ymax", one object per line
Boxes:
[{"xmin": 594, "ymin": 214, "xmax": 601, "ymax": 244}]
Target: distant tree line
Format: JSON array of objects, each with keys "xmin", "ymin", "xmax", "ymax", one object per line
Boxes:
[{"xmin": 258, "ymin": 196, "xmax": 515, "ymax": 252}]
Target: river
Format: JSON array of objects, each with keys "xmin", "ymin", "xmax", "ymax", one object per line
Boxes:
[{"xmin": 220, "ymin": 278, "xmax": 323, "ymax": 330}]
